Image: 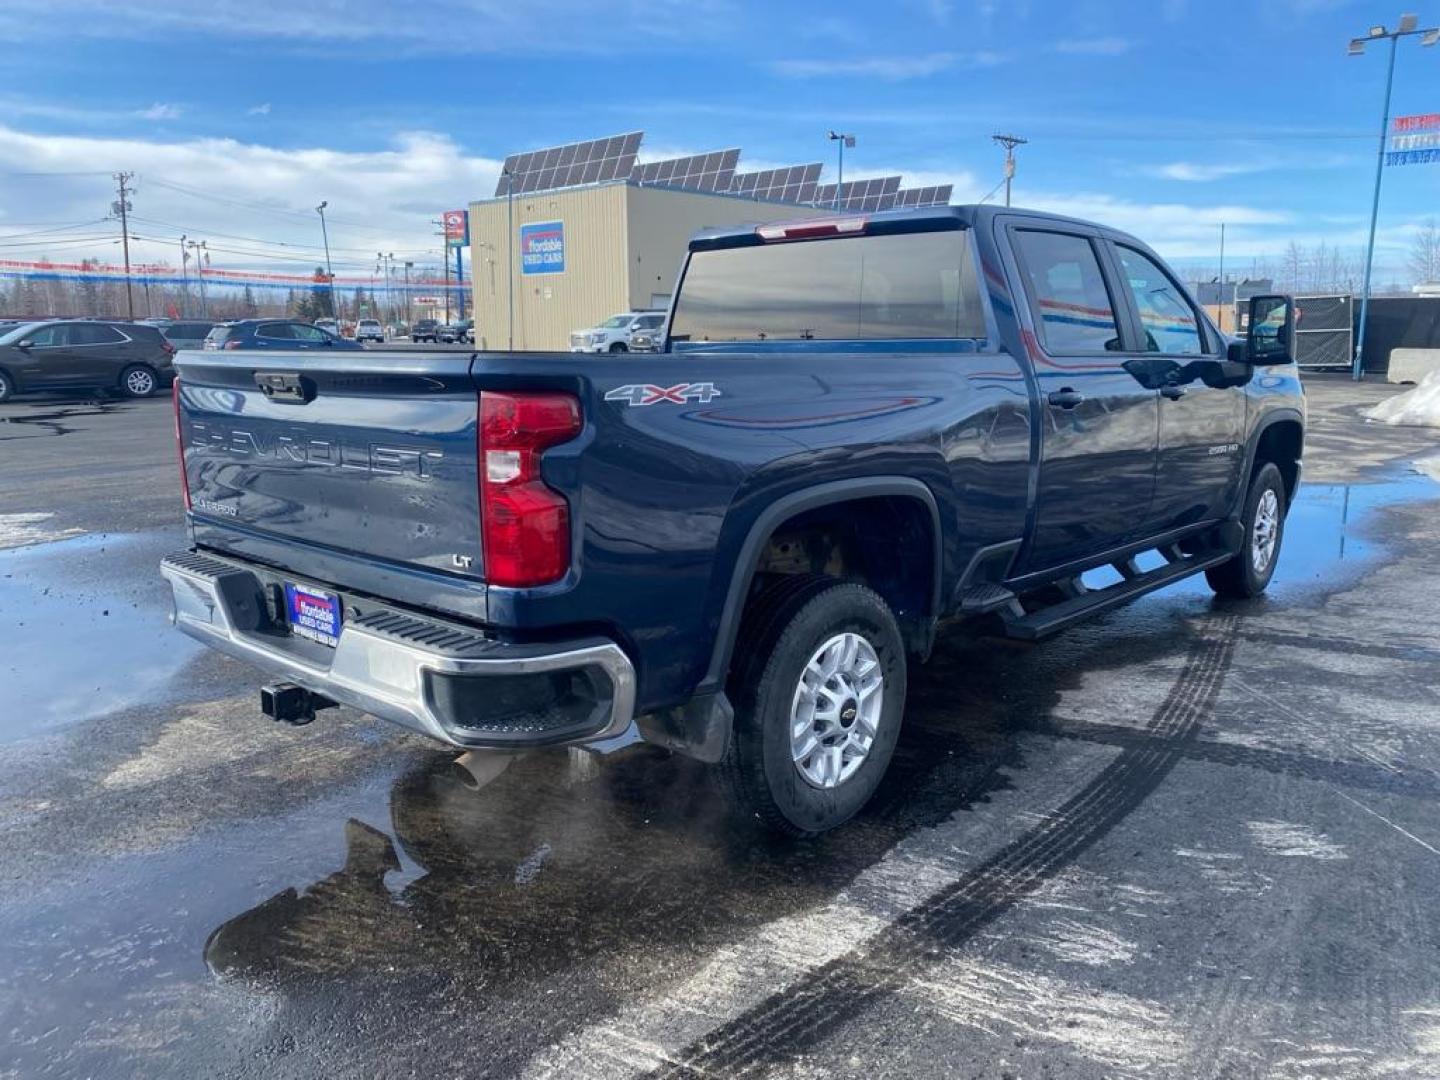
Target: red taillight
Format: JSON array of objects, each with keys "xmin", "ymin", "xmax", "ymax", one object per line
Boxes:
[
  {"xmin": 478, "ymin": 391, "xmax": 581, "ymax": 588},
  {"xmin": 223, "ymin": 339, "xmax": 243, "ymax": 350},
  {"xmin": 162, "ymin": 341, "xmax": 176, "ymax": 356},
  {"xmin": 756, "ymin": 216, "xmax": 868, "ymax": 242},
  {"xmin": 173, "ymin": 378, "xmax": 192, "ymax": 511}
]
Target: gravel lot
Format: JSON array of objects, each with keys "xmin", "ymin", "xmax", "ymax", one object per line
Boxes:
[{"xmin": 1, "ymin": 374, "xmax": 1438, "ymax": 1079}]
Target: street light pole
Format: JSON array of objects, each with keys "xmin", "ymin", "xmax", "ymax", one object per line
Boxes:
[
  {"xmin": 1347, "ymin": 15, "xmax": 1438, "ymax": 380},
  {"xmin": 826, "ymin": 131, "xmax": 855, "ymax": 209},
  {"xmin": 503, "ymin": 168, "xmax": 515, "ymax": 350},
  {"xmin": 316, "ymin": 201, "xmax": 337, "ymax": 321},
  {"xmin": 404, "ymin": 261, "xmax": 413, "ymax": 330}
]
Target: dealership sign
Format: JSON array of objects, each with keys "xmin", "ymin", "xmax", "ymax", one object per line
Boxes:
[
  {"xmin": 520, "ymin": 220, "xmax": 565, "ymax": 275},
  {"xmin": 1387, "ymin": 114, "xmax": 1440, "ymax": 166},
  {"xmin": 443, "ymin": 209, "xmax": 469, "ymax": 248}
]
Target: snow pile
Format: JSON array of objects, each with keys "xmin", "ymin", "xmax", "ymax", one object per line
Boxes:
[{"xmin": 1366, "ymin": 371, "xmax": 1440, "ymax": 428}]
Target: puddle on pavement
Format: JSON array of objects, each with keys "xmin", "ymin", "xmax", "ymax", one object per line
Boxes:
[
  {"xmin": 0, "ymin": 466, "xmax": 1436, "ymax": 1075},
  {"xmin": 0, "ymin": 532, "xmax": 201, "ymax": 743}
]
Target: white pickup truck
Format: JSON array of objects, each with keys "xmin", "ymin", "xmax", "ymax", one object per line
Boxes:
[{"xmin": 568, "ymin": 311, "xmax": 666, "ymax": 353}]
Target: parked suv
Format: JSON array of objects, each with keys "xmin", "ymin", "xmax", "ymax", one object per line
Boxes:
[
  {"xmin": 355, "ymin": 319, "xmax": 385, "ymax": 344},
  {"xmin": 0, "ymin": 319, "xmax": 174, "ymax": 401},
  {"xmin": 144, "ymin": 319, "xmax": 216, "ymax": 351},
  {"xmin": 203, "ymin": 320, "xmax": 365, "ymax": 351},
  {"xmin": 411, "ymin": 319, "xmax": 441, "ymax": 343},
  {"xmin": 569, "ymin": 311, "xmax": 666, "ymax": 353}
]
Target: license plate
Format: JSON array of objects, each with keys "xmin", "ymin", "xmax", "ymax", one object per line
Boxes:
[{"xmin": 284, "ymin": 583, "xmax": 343, "ymax": 647}]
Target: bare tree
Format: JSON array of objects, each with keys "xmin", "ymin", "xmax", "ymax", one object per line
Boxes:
[{"xmin": 1409, "ymin": 218, "xmax": 1440, "ymax": 286}]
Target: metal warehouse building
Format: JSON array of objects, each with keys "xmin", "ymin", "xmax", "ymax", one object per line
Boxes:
[{"xmin": 467, "ymin": 131, "xmax": 952, "ymax": 352}]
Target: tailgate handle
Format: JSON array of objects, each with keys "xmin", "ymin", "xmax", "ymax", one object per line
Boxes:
[{"xmin": 255, "ymin": 371, "xmax": 315, "ymax": 404}]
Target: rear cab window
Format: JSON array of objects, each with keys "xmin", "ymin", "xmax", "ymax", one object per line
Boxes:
[{"xmin": 669, "ymin": 229, "xmax": 986, "ymax": 344}]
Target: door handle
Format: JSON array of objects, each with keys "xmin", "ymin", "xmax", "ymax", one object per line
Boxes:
[
  {"xmin": 1047, "ymin": 388, "xmax": 1084, "ymax": 409},
  {"xmin": 1160, "ymin": 385, "xmax": 1187, "ymax": 400}
]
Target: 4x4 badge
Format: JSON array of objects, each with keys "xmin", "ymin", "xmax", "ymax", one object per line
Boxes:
[{"xmin": 604, "ymin": 382, "xmax": 721, "ymax": 406}]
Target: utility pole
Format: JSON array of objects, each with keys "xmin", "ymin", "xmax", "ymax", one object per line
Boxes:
[
  {"xmin": 186, "ymin": 240, "xmax": 209, "ymax": 317},
  {"xmin": 992, "ymin": 134, "xmax": 1027, "ymax": 208},
  {"xmin": 432, "ymin": 220, "xmax": 451, "ymax": 323},
  {"xmin": 827, "ymin": 131, "xmax": 855, "ymax": 209},
  {"xmin": 112, "ymin": 172, "xmax": 136, "ymax": 319},
  {"xmin": 404, "ymin": 261, "xmax": 413, "ymax": 329},
  {"xmin": 1218, "ymin": 223, "xmax": 1227, "ymax": 332},
  {"xmin": 316, "ymin": 201, "xmax": 337, "ymax": 321},
  {"xmin": 178, "ymin": 234, "xmax": 189, "ymax": 318}
]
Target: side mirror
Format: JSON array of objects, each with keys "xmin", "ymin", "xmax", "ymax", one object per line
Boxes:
[
  {"xmin": 1244, "ymin": 294, "xmax": 1295, "ymax": 365},
  {"xmin": 15, "ymin": 339, "xmax": 32, "ymax": 349}
]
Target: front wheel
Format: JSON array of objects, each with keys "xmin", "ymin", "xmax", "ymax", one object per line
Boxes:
[
  {"xmin": 1206, "ymin": 461, "xmax": 1286, "ymax": 598},
  {"xmin": 608, "ymin": 342, "xmax": 628, "ymax": 353},
  {"xmin": 720, "ymin": 579, "xmax": 907, "ymax": 836},
  {"xmin": 0, "ymin": 370, "xmax": 12, "ymax": 403},
  {"xmin": 119, "ymin": 364, "xmax": 158, "ymax": 398}
]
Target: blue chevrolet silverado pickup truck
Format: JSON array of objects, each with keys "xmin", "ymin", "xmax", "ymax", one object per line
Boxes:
[{"xmin": 162, "ymin": 204, "xmax": 1304, "ymax": 835}]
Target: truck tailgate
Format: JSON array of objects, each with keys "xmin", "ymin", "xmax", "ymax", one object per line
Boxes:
[{"xmin": 176, "ymin": 350, "xmax": 482, "ymax": 581}]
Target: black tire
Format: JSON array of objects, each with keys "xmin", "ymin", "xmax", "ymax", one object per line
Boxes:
[
  {"xmin": 1206, "ymin": 461, "xmax": 1286, "ymax": 599},
  {"xmin": 0, "ymin": 369, "xmax": 12, "ymax": 404},
  {"xmin": 720, "ymin": 578, "xmax": 907, "ymax": 837},
  {"xmin": 118, "ymin": 364, "xmax": 158, "ymax": 398},
  {"xmin": 608, "ymin": 342, "xmax": 628, "ymax": 353}
]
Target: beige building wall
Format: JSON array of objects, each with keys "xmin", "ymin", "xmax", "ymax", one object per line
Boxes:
[{"xmin": 469, "ymin": 182, "xmax": 829, "ymax": 352}]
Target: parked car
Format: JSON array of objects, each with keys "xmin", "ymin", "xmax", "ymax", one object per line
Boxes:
[
  {"xmin": 437, "ymin": 323, "xmax": 462, "ymax": 344},
  {"xmin": 202, "ymin": 319, "xmax": 365, "ymax": 351},
  {"xmin": 163, "ymin": 204, "xmax": 1304, "ymax": 837},
  {"xmin": 0, "ymin": 319, "xmax": 175, "ymax": 401},
  {"xmin": 457, "ymin": 319, "xmax": 475, "ymax": 344},
  {"xmin": 314, "ymin": 318, "xmax": 340, "ymax": 336},
  {"xmin": 628, "ymin": 327, "xmax": 663, "ymax": 352},
  {"xmin": 411, "ymin": 318, "xmax": 441, "ymax": 343},
  {"xmin": 146, "ymin": 319, "xmax": 217, "ymax": 351},
  {"xmin": 569, "ymin": 311, "xmax": 666, "ymax": 353},
  {"xmin": 355, "ymin": 319, "xmax": 385, "ymax": 344}
]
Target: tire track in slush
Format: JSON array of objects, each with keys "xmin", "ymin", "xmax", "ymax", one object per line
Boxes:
[{"xmin": 641, "ymin": 618, "xmax": 1239, "ymax": 1079}]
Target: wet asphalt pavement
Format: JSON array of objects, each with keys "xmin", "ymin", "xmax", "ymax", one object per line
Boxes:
[{"xmin": 2, "ymin": 377, "xmax": 1439, "ymax": 1079}]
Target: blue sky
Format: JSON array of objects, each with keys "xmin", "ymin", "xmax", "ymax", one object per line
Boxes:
[{"xmin": 0, "ymin": 0, "xmax": 1436, "ymax": 282}]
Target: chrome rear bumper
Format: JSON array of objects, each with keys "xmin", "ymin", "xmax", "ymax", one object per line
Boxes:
[{"xmin": 161, "ymin": 550, "xmax": 636, "ymax": 749}]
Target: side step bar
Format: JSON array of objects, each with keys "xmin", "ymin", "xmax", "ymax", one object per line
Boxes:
[{"xmin": 1002, "ymin": 550, "xmax": 1232, "ymax": 641}]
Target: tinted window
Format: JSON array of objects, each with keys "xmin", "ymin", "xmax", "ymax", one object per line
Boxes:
[
  {"xmin": 670, "ymin": 231, "xmax": 985, "ymax": 343},
  {"xmin": 291, "ymin": 324, "xmax": 329, "ymax": 342},
  {"xmin": 1116, "ymin": 246, "xmax": 1205, "ymax": 355},
  {"xmin": 70, "ymin": 324, "xmax": 126, "ymax": 345},
  {"xmin": 204, "ymin": 326, "xmax": 232, "ymax": 345},
  {"xmin": 635, "ymin": 315, "xmax": 665, "ymax": 329},
  {"xmin": 256, "ymin": 322, "xmax": 293, "ymax": 339},
  {"xmin": 166, "ymin": 322, "xmax": 212, "ymax": 338},
  {"xmin": 25, "ymin": 325, "xmax": 66, "ymax": 347},
  {"xmin": 1014, "ymin": 231, "xmax": 1122, "ymax": 353}
]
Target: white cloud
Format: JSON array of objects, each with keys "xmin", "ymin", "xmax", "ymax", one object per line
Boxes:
[
  {"xmin": 0, "ymin": 125, "xmax": 501, "ymax": 273},
  {"xmin": 771, "ymin": 50, "xmax": 1001, "ymax": 79},
  {"xmin": 1053, "ymin": 36, "xmax": 1131, "ymax": 55},
  {"xmin": 247, "ymin": 103, "xmax": 272, "ymax": 116},
  {"xmin": 1146, "ymin": 161, "xmax": 1262, "ymax": 182},
  {"xmin": 136, "ymin": 103, "xmax": 182, "ymax": 121}
]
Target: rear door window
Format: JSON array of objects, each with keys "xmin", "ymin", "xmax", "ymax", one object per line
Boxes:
[
  {"xmin": 1013, "ymin": 230, "xmax": 1123, "ymax": 354},
  {"xmin": 70, "ymin": 324, "xmax": 126, "ymax": 345},
  {"xmin": 290, "ymin": 324, "xmax": 330, "ymax": 342},
  {"xmin": 257, "ymin": 322, "xmax": 293, "ymax": 340},
  {"xmin": 669, "ymin": 230, "xmax": 985, "ymax": 343}
]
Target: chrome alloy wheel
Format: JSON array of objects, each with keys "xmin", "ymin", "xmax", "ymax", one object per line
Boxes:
[
  {"xmin": 789, "ymin": 631, "xmax": 884, "ymax": 790},
  {"xmin": 125, "ymin": 368, "xmax": 155, "ymax": 396},
  {"xmin": 1252, "ymin": 488, "xmax": 1280, "ymax": 574}
]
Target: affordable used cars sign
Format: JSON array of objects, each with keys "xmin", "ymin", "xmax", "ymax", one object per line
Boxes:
[{"xmin": 520, "ymin": 220, "xmax": 565, "ymax": 275}]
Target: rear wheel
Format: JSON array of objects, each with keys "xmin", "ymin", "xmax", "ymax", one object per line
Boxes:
[
  {"xmin": 720, "ymin": 578, "xmax": 906, "ymax": 836},
  {"xmin": 608, "ymin": 341, "xmax": 628, "ymax": 353},
  {"xmin": 0, "ymin": 370, "xmax": 12, "ymax": 403},
  {"xmin": 119, "ymin": 364, "xmax": 158, "ymax": 398},
  {"xmin": 1206, "ymin": 461, "xmax": 1286, "ymax": 598}
]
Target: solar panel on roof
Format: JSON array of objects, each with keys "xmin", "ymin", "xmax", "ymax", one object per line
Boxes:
[
  {"xmin": 728, "ymin": 163, "xmax": 823, "ymax": 203},
  {"xmin": 812, "ymin": 176, "xmax": 903, "ymax": 211},
  {"xmin": 495, "ymin": 131, "xmax": 645, "ymax": 195},
  {"xmin": 630, "ymin": 148, "xmax": 741, "ymax": 192},
  {"xmin": 893, "ymin": 185, "xmax": 953, "ymax": 208}
]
